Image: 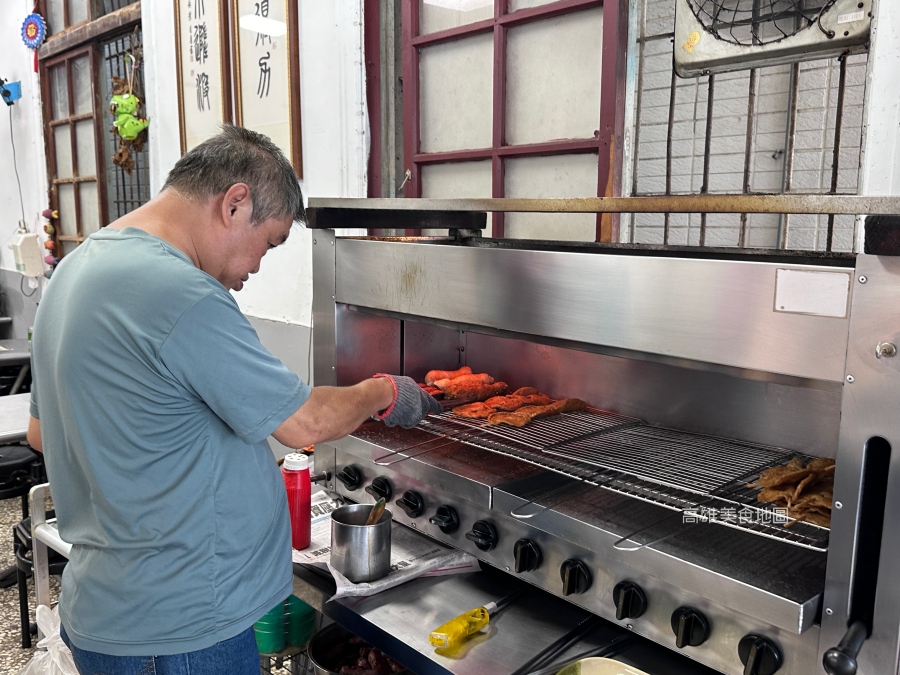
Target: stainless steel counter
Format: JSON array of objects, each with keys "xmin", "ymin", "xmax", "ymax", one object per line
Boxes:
[{"xmin": 292, "ymin": 562, "xmax": 720, "ymax": 675}]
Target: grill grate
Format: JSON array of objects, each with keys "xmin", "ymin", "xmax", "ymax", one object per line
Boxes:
[
  {"xmin": 544, "ymin": 425, "xmax": 791, "ymax": 494},
  {"xmin": 418, "ymin": 408, "xmax": 830, "ymax": 551}
]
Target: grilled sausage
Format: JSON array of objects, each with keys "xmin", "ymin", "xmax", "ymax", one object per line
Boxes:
[
  {"xmin": 433, "ymin": 373, "xmax": 494, "ymax": 391},
  {"xmin": 424, "ymin": 366, "xmax": 472, "ymax": 386}
]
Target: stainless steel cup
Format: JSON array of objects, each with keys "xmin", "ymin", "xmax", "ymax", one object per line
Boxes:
[{"xmin": 330, "ymin": 504, "xmax": 392, "ymax": 583}]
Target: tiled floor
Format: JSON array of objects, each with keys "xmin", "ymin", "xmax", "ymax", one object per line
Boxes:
[
  {"xmin": 0, "ymin": 495, "xmax": 59, "ymax": 675},
  {"xmin": 0, "ymin": 494, "xmax": 305, "ymax": 675}
]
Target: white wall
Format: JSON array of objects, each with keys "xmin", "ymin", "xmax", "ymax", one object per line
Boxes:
[
  {"xmin": 0, "ymin": 1, "xmax": 49, "ymax": 279},
  {"xmin": 858, "ymin": 0, "xmax": 900, "ymax": 200},
  {"xmin": 143, "ymin": 0, "xmax": 368, "ymax": 329}
]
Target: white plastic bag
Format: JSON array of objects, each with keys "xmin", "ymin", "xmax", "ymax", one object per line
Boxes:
[{"xmin": 18, "ymin": 605, "xmax": 78, "ymax": 675}]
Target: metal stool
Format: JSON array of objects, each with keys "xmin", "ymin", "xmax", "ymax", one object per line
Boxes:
[
  {"xmin": 14, "ymin": 515, "xmax": 67, "ymax": 647},
  {"xmin": 0, "ymin": 443, "xmax": 48, "ymax": 648},
  {"xmin": 0, "ymin": 443, "xmax": 44, "ymax": 521},
  {"xmin": 0, "ymin": 444, "xmax": 45, "ymax": 590}
]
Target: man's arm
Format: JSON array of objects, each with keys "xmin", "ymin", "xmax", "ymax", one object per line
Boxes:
[
  {"xmin": 272, "ymin": 378, "xmax": 395, "ymax": 449},
  {"xmin": 27, "ymin": 415, "xmax": 42, "ymax": 453}
]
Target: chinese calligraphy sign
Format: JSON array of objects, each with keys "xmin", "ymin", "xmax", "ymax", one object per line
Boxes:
[
  {"xmin": 232, "ymin": 0, "xmax": 302, "ymax": 175},
  {"xmin": 175, "ymin": 0, "xmax": 230, "ymax": 152}
]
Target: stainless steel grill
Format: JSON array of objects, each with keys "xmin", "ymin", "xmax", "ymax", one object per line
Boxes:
[{"xmin": 414, "ymin": 408, "xmax": 828, "ymax": 551}]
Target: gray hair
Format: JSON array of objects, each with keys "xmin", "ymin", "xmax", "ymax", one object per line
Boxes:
[{"xmin": 162, "ymin": 125, "xmax": 305, "ymax": 225}]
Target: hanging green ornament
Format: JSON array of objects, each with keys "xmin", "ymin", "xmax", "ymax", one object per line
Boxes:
[{"xmin": 110, "ymin": 92, "xmax": 149, "ymax": 140}]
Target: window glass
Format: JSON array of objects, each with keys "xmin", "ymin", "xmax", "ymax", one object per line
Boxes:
[
  {"xmin": 420, "ymin": 0, "xmax": 493, "ymax": 35},
  {"xmin": 68, "ymin": 0, "xmax": 89, "ymax": 26},
  {"xmin": 58, "ymin": 184, "xmax": 78, "ymax": 237},
  {"xmin": 75, "ymin": 120, "xmax": 97, "ymax": 176},
  {"xmin": 420, "ymin": 34, "xmax": 493, "ymax": 153},
  {"xmin": 506, "ymin": 8, "xmax": 603, "ymax": 145},
  {"xmin": 79, "ymin": 182, "xmax": 101, "ymax": 235},
  {"xmin": 422, "ymin": 160, "xmax": 493, "ymax": 232},
  {"xmin": 50, "ymin": 66, "xmax": 69, "ymax": 120},
  {"xmin": 504, "ymin": 153, "xmax": 599, "ymax": 241},
  {"xmin": 54, "ymin": 126, "xmax": 74, "ymax": 179},
  {"xmin": 73, "ymin": 56, "xmax": 93, "ymax": 115},
  {"xmin": 509, "ymin": 0, "xmax": 557, "ymax": 9},
  {"xmin": 46, "ymin": 0, "xmax": 65, "ymax": 34},
  {"xmin": 60, "ymin": 240, "xmax": 80, "ymax": 257}
]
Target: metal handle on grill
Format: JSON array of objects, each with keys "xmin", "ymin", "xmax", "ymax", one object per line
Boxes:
[
  {"xmin": 823, "ymin": 621, "xmax": 867, "ymax": 675},
  {"xmin": 373, "ymin": 427, "xmax": 487, "ymax": 466}
]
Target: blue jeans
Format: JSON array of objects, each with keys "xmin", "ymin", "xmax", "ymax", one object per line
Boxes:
[{"xmin": 60, "ymin": 623, "xmax": 261, "ymax": 675}]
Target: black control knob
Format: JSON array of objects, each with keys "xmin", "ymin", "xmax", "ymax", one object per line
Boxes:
[
  {"xmin": 823, "ymin": 620, "xmax": 867, "ymax": 675},
  {"xmin": 465, "ymin": 520, "xmax": 499, "ymax": 551},
  {"xmin": 738, "ymin": 634, "xmax": 783, "ymax": 675},
  {"xmin": 428, "ymin": 506, "xmax": 460, "ymax": 534},
  {"xmin": 560, "ymin": 559, "xmax": 592, "ymax": 596},
  {"xmin": 336, "ymin": 465, "xmax": 362, "ymax": 491},
  {"xmin": 365, "ymin": 476, "xmax": 393, "ymax": 501},
  {"xmin": 513, "ymin": 539, "xmax": 542, "ymax": 573},
  {"xmin": 612, "ymin": 581, "xmax": 648, "ymax": 621},
  {"xmin": 671, "ymin": 607, "xmax": 710, "ymax": 648},
  {"xmin": 395, "ymin": 490, "xmax": 425, "ymax": 518}
]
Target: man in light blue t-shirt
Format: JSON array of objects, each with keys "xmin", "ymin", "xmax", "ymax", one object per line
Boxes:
[{"xmin": 26, "ymin": 126, "xmax": 438, "ymax": 675}]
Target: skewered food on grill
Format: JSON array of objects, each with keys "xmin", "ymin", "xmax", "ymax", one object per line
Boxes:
[
  {"xmin": 749, "ymin": 456, "xmax": 835, "ymax": 527},
  {"xmin": 424, "ymin": 366, "xmax": 472, "ymax": 386}
]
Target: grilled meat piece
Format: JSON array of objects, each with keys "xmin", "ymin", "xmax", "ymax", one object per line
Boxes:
[
  {"xmin": 484, "ymin": 394, "xmax": 526, "ymax": 411},
  {"xmin": 757, "ymin": 486, "xmax": 795, "ymax": 504},
  {"xmin": 486, "ymin": 411, "xmax": 531, "ymax": 427},
  {"xmin": 441, "ymin": 380, "xmax": 508, "ymax": 401},
  {"xmin": 484, "ymin": 393, "xmax": 553, "ymax": 411},
  {"xmin": 425, "ymin": 366, "xmax": 472, "ymax": 386},
  {"xmin": 487, "ymin": 398, "xmax": 587, "ymax": 427},
  {"xmin": 433, "ymin": 373, "xmax": 494, "ymax": 391},
  {"xmin": 452, "ymin": 402, "xmax": 494, "ymax": 419},
  {"xmin": 749, "ymin": 457, "xmax": 835, "ymax": 528}
]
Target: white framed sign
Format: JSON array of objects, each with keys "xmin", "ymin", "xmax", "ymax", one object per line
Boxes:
[
  {"xmin": 231, "ymin": 0, "xmax": 303, "ymax": 176},
  {"xmin": 174, "ymin": 0, "xmax": 232, "ymax": 152}
]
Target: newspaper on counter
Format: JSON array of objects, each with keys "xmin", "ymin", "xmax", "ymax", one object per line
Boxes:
[{"xmin": 292, "ymin": 490, "xmax": 479, "ymax": 601}]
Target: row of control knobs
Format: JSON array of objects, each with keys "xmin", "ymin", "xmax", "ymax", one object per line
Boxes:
[{"xmin": 338, "ymin": 470, "xmax": 783, "ymax": 674}]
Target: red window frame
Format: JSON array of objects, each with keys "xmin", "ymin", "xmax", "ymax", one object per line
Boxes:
[{"xmin": 387, "ymin": 0, "xmax": 628, "ymax": 240}]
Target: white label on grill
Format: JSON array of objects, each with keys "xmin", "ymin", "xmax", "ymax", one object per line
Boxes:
[
  {"xmin": 774, "ymin": 269, "xmax": 850, "ymax": 318},
  {"xmin": 838, "ymin": 10, "xmax": 865, "ymax": 24}
]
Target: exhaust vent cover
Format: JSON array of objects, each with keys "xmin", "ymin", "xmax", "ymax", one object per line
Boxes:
[{"xmin": 674, "ymin": 0, "xmax": 871, "ymax": 77}]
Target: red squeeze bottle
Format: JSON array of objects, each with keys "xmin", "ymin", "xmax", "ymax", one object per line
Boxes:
[{"xmin": 282, "ymin": 453, "xmax": 311, "ymax": 550}]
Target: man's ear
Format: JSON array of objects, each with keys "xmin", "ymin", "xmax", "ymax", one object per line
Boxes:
[{"xmin": 221, "ymin": 183, "xmax": 252, "ymax": 227}]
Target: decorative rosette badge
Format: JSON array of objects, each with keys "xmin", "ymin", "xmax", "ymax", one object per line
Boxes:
[{"xmin": 21, "ymin": 13, "xmax": 47, "ymax": 50}]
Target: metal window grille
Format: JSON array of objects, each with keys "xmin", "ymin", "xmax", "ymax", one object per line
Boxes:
[
  {"xmin": 628, "ymin": 0, "xmax": 867, "ymax": 252},
  {"xmin": 100, "ymin": 29, "xmax": 151, "ymax": 221}
]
